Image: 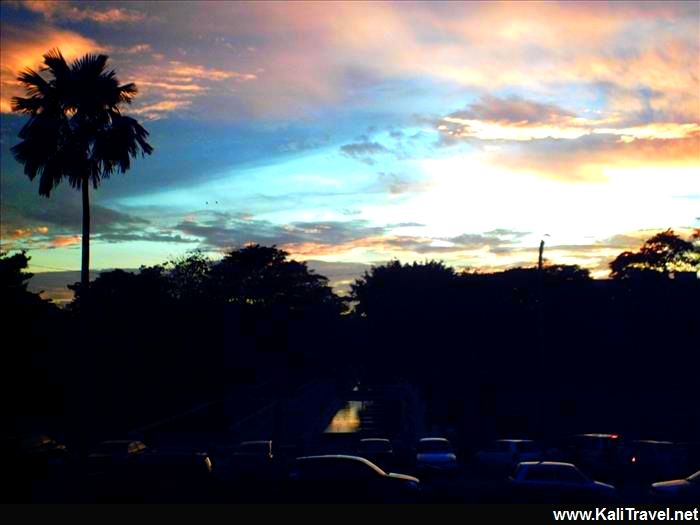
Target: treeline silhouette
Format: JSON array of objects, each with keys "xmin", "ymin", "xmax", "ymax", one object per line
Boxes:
[{"xmin": 3, "ymin": 230, "xmax": 699, "ymax": 453}]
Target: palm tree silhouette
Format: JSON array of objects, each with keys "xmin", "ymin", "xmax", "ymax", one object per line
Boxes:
[{"xmin": 11, "ymin": 49, "xmax": 153, "ymax": 291}]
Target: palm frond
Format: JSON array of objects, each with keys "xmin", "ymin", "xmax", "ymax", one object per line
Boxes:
[
  {"xmin": 13, "ymin": 49, "xmax": 152, "ymax": 197},
  {"xmin": 71, "ymin": 53, "xmax": 109, "ymax": 77},
  {"xmin": 117, "ymin": 83, "xmax": 137, "ymax": 104},
  {"xmin": 16, "ymin": 68, "xmax": 51, "ymax": 96},
  {"xmin": 12, "ymin": 95, "xmax": 44, "ymax": 114},
  {"xmin": 93, "ymin": 113, "xmax": 153, "ymax": 176},
  {"xmin": 42, "ymin": 49, "xmax": 70, "ymax": 81}
]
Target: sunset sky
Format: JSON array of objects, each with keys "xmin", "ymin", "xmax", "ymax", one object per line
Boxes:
[{"xmin": 1, "ymin": 0, "xmax": 698, "ymax": 296}]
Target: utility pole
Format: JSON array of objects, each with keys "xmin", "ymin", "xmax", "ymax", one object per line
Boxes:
[{"xmin": 536, "ymin": 237, "xmax": 546, "ymax": 439}]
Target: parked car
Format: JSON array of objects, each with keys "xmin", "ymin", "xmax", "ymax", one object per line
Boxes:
[
  {"xmin": 416, "ymin": 437, "xmax": 458, "ymax": 474},
  {"xmin": 233, "ymin": 440, "xmax": 274, "ymax": 461},
  {"xmin": 286, "ymin": 455, "xmax": 420, "ymax": 503},
  {"xmin": 650, "ymin": 470, "xmax": 700, "ymax": 503},
  {"xmin": 87, "ymin": 440, "xmax": 148, "ymax": 473},
  {"xmin": 222, "ymin": 440, "xmax": 276, "ymax": 481},
  {"xmin": 357, "ymin": 438, "xmax": 394, "ymax": 469},
  {"xmin": 509, "ymin": 461, "xmax": 617, "ymax": 503},
  {"xmin": 474, "ymin": 439, "xmax": 544, "ymax": 472}
]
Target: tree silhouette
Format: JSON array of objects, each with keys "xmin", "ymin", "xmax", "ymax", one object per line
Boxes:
[
  {"xmin": 499, "ymin": 263, "xmax": 592, "ymax": 283},
  {"xmin": 0, "ymin": 251, "xmax": 53, "ymax": 312},
  {"xmin": 166, "ymin": 250, "xmax": 213, "ymax": 304},
  {"xmin": 609, "ymin": 229, "xmax": 699, "ymax": 279},
  {"xmin": 11, "ymin": 49, "xmax": 153, "ymax": 291},
  {"xmin": 350, "ymin": 260, "xmax": 456, "ymax": 318},
  {"xmin": 0, "ymin": 251, "xmax": 33, "ymax": 294},
  {"xmin": 210, "ymin": 244, "xmax": 344, "ymax": 314},
  {"xmin": 1, "ymin": 249, "xmax": 59, "ymax": 339},
  {"xmin": 68, "ymin": 266, "xmax": 171, "ymax": 313}
]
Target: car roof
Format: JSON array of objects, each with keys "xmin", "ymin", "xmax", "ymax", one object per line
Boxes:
[
  {"xmin": 360, "ymin": 438, "xmax": 390, "ymax": 443},
  {"xmin": 295, "ymin": 454, "xmax": 385, "ymax": 472},
  {"xmin": 239, "ymin": 440, "xmax": 271, "ymax": 446},
  {"xmin": 419, "ymin": 437, "xmax": 450, "ymax": 442},
  {"xmin": 297, "ymin": 454, "xmax": 374, "ymax": 462},
  {"xmin": 632, "ymin": 440, "xmax": 674, "ymax": 445},
  {"xmin": 576, "ymin": 433, "xmax": 619, "ymax": 439},
  {"xmin": 519, "ymin": 461, "xmax": 576, "ymax": 468},
  {"xmin": 497, "ymin": 438, "xmax": 534, "ymax": 443}
]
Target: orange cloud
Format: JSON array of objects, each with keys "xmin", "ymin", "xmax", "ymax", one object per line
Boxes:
[
  {"xmin": 2, "ymin": 226, "xmax": 50, "ymax": 241},
  {"xmin": 168, "ymin": 62, "xmax": 257, "ymax": 82},
  {"xmin": 50, "ymin": 235, "xmax": 81, "ymax": 248},
  {"xmin": 492, "ymin": 135, "xmax": 700, "ymax": 182},
  {"xmin": 130, "ymin": 99, "xmax": 193, "ymax": 121},
  {"xmin": 0, "ymin": 25, "xmax": 104, "ymax": 113},
  {"xmin": 135, "ymin": 81, "xmax": 207, "ymax": 93},
  {"xmin": 125, "ymin": 60, "xmax": 258, "ymax": 118},
  {"xmin": 0, "ymin": 20, "xmax": 256, "ymax": 119},
  {"xmin": 283, "ymin": 234, "xmax": 480, "ymax": 260}
]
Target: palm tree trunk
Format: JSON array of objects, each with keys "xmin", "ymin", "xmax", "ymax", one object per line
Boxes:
[{"xmin": 81, "ymin": 177, "xmax": 90, "ymax": 291}]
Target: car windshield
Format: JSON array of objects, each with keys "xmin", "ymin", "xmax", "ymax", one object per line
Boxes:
[
  {"xmin": 519, "ymin": 464, "xmax": 585, "ymax": 482},
  {"xmin": 575, "ymin": 437, "xmax": 619, "ymax": 450},
  {"xmin": 523, "ymin": 467, "xmax": 557, "ymax": 481},
  {"xmin": 557, "ymin": 467, "xmax": 587, "ymax": 483},
  {"xmin": 418, "ymin": 440, "xmax": 452, "ymax": 453}
]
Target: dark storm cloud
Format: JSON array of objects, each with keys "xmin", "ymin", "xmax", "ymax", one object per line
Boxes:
[
  {"xmin": 20, "ymin": 201, "xmax": 148, "ymax": 232},
  {"xmin": 97, "ymin": 231, "xmax": 193, "ymax": 244},
  {"xmin": 0, "ymin": 197, "xmax": 193, "ymax": 249}
]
